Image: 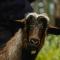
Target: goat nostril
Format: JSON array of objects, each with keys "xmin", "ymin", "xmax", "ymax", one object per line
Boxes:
[{"xmin": 30, "ymin": 38, "xmax": 40, "ymax": 46}]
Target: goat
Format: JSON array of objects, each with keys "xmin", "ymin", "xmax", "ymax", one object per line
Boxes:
[
  {"xmin": 0, "ymin": 13, "xmax": 60, "ymax": 60},
  {"xmin": 22, "ymin": 13, "xmax": 49, "ymax": 60}
]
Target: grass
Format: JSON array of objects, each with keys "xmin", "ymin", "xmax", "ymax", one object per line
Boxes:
[{"xmin": 36, "ymin": 35, "xmax": 60, "ymax": 60}]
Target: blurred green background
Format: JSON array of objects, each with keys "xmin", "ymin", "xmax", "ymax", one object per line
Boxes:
[
  {"xmin": 31, "ymin": 0, "xmax": 60, "ymax": 60},
  {"xmin": 36, "ymin": 35, "xmax": 60, "ymax": 60}
]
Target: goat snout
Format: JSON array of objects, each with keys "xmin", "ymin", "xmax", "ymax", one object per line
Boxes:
[{"xmin": 29, "ymin": 38, "xmax": 40, "ymax": 47}]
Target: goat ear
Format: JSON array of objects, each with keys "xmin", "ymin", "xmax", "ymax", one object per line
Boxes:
[{"xmin": 16, "ymin": 19, "xmax": 26, "ymax": 23}]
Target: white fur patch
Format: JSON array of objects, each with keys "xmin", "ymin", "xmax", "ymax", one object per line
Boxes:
[{"xmin": 25, "ymin": 12, "xmax": 38, "ymax": 19}]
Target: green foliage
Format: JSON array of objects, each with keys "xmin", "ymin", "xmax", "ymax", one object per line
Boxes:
[{"xmin": 36, "ymin": 35, "xmax": 60, "ymax": 60}]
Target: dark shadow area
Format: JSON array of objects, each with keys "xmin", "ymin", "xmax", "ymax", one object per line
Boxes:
[
  {"xmin": 0, "ymin": 20, "xmax": 24, "ymax": 47},
  {"xmin": 28, "ymin": 0, "xmax": 36, "ymax": 3}
]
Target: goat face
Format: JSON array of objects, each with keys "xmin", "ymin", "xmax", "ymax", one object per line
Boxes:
[{"xmin": 22, "ymin": 13, "xmax": 49, "ymax": 60}]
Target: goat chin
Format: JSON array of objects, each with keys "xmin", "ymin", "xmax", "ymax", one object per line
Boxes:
[{"xmin": 0, "ymin": 29, "xmax": 22, "ymax": 60}]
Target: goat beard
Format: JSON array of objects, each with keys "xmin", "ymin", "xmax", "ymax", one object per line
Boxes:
[{"xmin": 0, "ymin": 29, "xmax": 22, "ymax": 60}]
